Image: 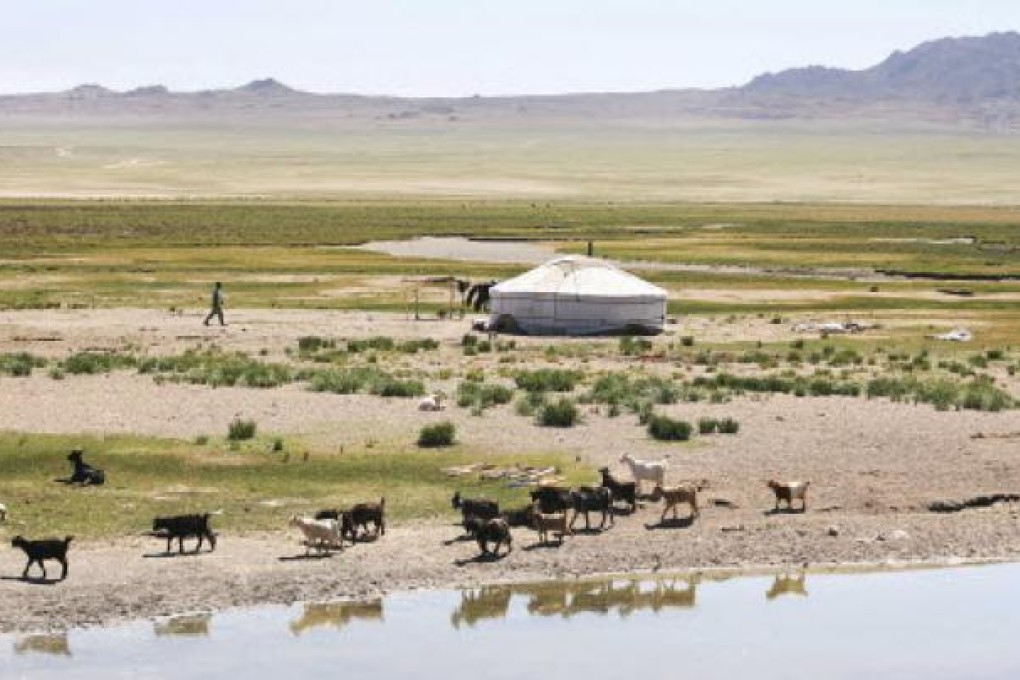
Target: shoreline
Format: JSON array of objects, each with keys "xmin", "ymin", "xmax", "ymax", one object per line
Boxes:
[{"xmin": 3, "ymin": 510, "xmax": 1019, "ymax": 634}]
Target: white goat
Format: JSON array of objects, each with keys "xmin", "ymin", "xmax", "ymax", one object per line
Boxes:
[
  {"xmin": 418, "ymin": 393, "xmax": 444, "ymax": 412},
  {"xmin": 0, "ymin": 502, "xmax": 6, "ymax": 522},
  {"xmin": 289, "ymin": 515, "xmax": 341, "ymax": 554},
  {"xmin": 619, "ymin": 453, "xmax": 668, "ymax": 494}
]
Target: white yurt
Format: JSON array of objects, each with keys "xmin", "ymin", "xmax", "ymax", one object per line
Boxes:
[{"xmin": 488, "ymin": 256, "xmax": 667, "ymax": 336}]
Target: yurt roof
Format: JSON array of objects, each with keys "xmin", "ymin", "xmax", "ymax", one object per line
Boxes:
[{"xmin": 493, "ymin": 256, "xmax": 666, "ymax": 299}]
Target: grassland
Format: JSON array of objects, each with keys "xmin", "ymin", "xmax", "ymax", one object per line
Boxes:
[{"xmin": 0, "ymin": 431, "xmax": 590, "ymax": 538}]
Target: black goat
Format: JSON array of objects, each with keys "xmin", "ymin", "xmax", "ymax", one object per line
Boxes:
[
  {"xmin": 475, "ymin": 518, "xmax": 512, "ymax": 557},
  {"xmin": 598, "ymin": 467, "xmax": 637, "ymax": 512},
  {"xmin": 569, "ymin": 486, "xmax": 614, "ymax": 531},
  {"xmin": 341, "ymin": 498, "xmax": 386, "ymax": 543},
  {"xmin": 530, "ymin": 486, "xmax": 572, "ymax": 514},
  {"xmin": 11, "ymin": 536, "xmax": 72, "ymax": 580},
  {"xmin": 67, "ymin": 449, "xmax": 105, "ymax": 486},
  {"xmin": 501, "ymin": 504, "xmax": 535, "ymax": 528},
  {"xmin": 152, "ymin": 514, "xmax": 217, "ymax": 554},
  {"xmin": 452, "ymin": 492, "xmax": 499, "ymax": 535},
  {"xmin": 314, "ymin": 508, "xmax": 342, "ymax": 521}
]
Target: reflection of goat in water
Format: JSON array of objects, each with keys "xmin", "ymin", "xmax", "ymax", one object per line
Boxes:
[
  {"xmin": 14, "ymin": 633, "xmax": 71, "ymax": 657},
  {"xmin": 153, "ymin": 613, "xmax": 211, "ymax": 637},
  {"xmin": 766, "ymin": 572, "xmax": 808, "ymax": 600},
  {"xmin": 451, "ymin": 586, "xmax": 513, "ymax": 629},
  {"xmin": 465, "ymin": 281, "xmax": 497, "ymax": 312},
  {"xmin": 289, "ymin": 599, "xmax": 384, "ymax": 636}
]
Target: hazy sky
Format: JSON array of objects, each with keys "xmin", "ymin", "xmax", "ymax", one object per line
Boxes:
[{"xmin": 2, "ymin": 0, "xmax": 1019, "ymax": 96}]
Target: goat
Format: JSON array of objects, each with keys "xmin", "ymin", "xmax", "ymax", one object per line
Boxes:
[
  {"xmin": 501, "ymin": 504, "xmax": 535, "ymax": 528},
  {"xmin": 152, "ymin": 514, "xmax": 217, "ymax": 554},
  {"xmin": 598, "ymin": 467, "xmax": 637, "ymax": 512},
  {"xmin": 0, "ymin": 502, "xmax": 7, "ymax": 523},
  {"xmin": 529, "ymin": 485, "xmax": 572, "ymax": 514},
  {"xmin": 452, "ymin": 492, "xmax": 499, "ymax": 535},
  {"xmin": 11, "ymin": 535, "xmax": 72, "ymax": 580},
  {"xmin": 652, "ymin": 484, "xmax": 700, "ymax": 522},
  {"xmin": 619, "ymin": 453, "xmax": 667, "ymax": 494},
  {"xmin": 768, "ymin": 480, "xmax": 810, "ymax": 512},
  {"xmin": 531, "ymin": 507, "xmax": 570, "ymax": 545},
  {"xmin": 67, "ymin": 449, "xmax": 105, "ymax": 486},
  {"xmin": 341, "ymin": 498, "xmax": 386, "ymax": 543},
  {"xmin": 418, "ymin": 393, "xmax": 444, "ymax": 411},
  {"xmin": 289, "ymin": 515, "xmax": 341, "ymax": 554},
  {"xmin": 569, "ymin": 486, "xmax": 614, "ymax": 531},
  {"xmin": 475, "ymin": 518, "xmax": 512, "ymax": 557}
]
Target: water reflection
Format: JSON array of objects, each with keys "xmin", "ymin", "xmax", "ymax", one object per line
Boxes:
[
  {"xmin": 765, "ymin": 572, "xmax": 808, "ymax": 601},
  {"xmin": 14, "ymin": 633, "xmax": 71, "ymax": 657},
  {"xmin": 451, "ymin": 586, "xmax": 513, "ymax": 629},
  {"xmin": 450, "ymin": 576, "xmax": 700, "ymax": 625},
  {"xmin": 289, "ymin": 598, "xmax": 384, "ymax": 636},
  {"xmin": 153, "ymin": 613, "xmax": 212, "ymax": 637}
]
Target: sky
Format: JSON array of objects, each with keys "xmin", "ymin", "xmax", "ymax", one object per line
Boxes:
[{"xmin": 2, "ymin": 0, "xmax": 1019, "ymax": 96}]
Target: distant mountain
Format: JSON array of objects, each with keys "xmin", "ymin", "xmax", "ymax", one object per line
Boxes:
[
  {"xmin": 745, "ymin": 31, "xmax": 1020, "ymax": 102},
  {"xmin": 2, "ymin": 33, "xmax": 1020, "ymax": 130}
]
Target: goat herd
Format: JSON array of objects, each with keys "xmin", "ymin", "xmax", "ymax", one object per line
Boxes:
[
  {"xmin": 3, "ymin": 449, "xmax": 811, "ymax": 581},
  {"xmin": 450, "ymin": 456, "xmax": 809, "ymax": 559}
]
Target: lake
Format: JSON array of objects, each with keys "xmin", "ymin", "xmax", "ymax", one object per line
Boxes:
[{"xmin": 5, "ymin": 563, "xmax": 1020, "ymax": 679}]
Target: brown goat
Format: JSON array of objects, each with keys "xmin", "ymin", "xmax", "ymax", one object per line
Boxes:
[
  {"xmin": 652, "ymin": 484, "xmax": 700, "ymax": 522},
  {"xmin": 767, "ymin": 480, "xmax": 810, "ymax": 512},
  {"xmin": 531, "ymin": 505, "xmax": 570, "ymax": 545}
]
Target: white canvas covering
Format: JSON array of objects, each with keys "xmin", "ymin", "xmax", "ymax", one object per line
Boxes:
[{"xmin": 488, "ymin": 256, "xmax": 667, "ymax": 335}]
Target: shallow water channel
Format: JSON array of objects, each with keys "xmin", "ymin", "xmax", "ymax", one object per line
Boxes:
[{"xmin": 5, "ymin": 564, "xmax": 1020, "ymax": 679}]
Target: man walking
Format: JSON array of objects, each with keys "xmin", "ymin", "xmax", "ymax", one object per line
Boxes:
[{"xmin": 203, "ymin": 281, "xmax": 226, "ymax": 326}]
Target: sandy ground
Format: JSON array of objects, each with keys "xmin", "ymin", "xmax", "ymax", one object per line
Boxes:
[{"xmin": 1, "ymin": 309, "xmax": 1020, "ymax": 632}]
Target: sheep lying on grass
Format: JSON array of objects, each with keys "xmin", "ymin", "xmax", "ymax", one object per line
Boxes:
[
  {"xmin": 11, "ymin": 536, "xmax": 73, "ymax": 581},
  {"xmin": 768, "ymin": 480, "xmax": 810, "ymax": 512},
  {"xmin": 289, "ymin": 516, "xmax": 342, "ymax": 555},
  {"xmin": 652, "ymin": 484, "xmax": 700, "ymax": 522},
  {"xmin": 418, "ymin": 393, "xmax": 444, "ymax": 411}
]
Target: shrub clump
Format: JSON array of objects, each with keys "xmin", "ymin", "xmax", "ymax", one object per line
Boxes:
[
  {"xmin": 0, "ymin": 352, "xmax": 46, "ymax": 377},
  {"xmin": 227, "ymin": 418, "xmax": 257, "ymax": 441},
  {"xmin": 418, "ymin": 421, "xmax": 456, "ymax": 447},
  {"xmin": 457, "ymin": 381, "xmax": 514, "ymax": 412},
  {"xmin": 647, "ymin": 414, "xmax": 692, "ymax": 441},
  {"xmin": 515, "ymin": 368, "xmax": 583, "ymax": 393},
  {"xmin": 717, "ymin": 417, "xmax": 740, "ymax": 434},
  {"xmin": 63, "ymin": 351, "xmax": 137, "ymax": 375},
  {"xmin": 698, "ymin": 417, "xmax": 718, "ymax": 435},
  {"xmin": 537, "ymin": 397, "xmax": 579, "ymax": 427}
]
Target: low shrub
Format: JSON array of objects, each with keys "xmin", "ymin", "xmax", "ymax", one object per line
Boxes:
[
  {"xmin": 537, "ymin": 397, "xmax": 579, "ymax": 427},
  {"xmin": 698, "ymin": 417, "xmax": 718, "ymax": 434},
  {"xmin": 418, "ymin": 421, "xmax": 456, "ymax": 447},
  {"xmin": 63, "ymin": 351, "xmax": 137, "ymax": 375},
  {"xmin": 457, "ymin": 381, "xmax": 514, "ymax": 412},
  {"xmin": 227, "ymin": 418, "xmax": 257, "ymax": 441},
  {"xmin": 0, "ymin": 352, "xmax": 46, "ymax": 377},
  {"xmin": 515, "ymin": 368, "xmax": 583, "ymax": 393},
  {"xmin": 717, "ymin": 417, "xmax": 740, "ymax": 434},
  {"xmin": 647, "ymin": 415, "xmax": 692, "ymax": 441}
]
